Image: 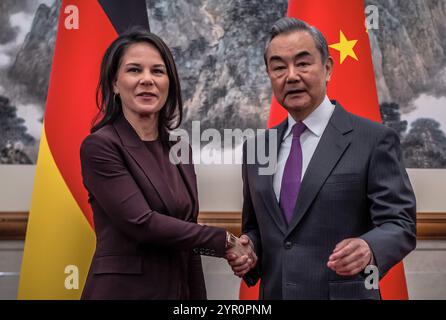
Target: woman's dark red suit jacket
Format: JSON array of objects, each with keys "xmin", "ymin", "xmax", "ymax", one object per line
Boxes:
[{"xmin": 80, "ymin": 115, "xmax": 226, "ymax": 299}]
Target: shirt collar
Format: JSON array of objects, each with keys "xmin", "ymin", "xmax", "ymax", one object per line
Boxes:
[{"xmin": 282, "ymin": 96, "xmax": 335, "ymax": 141}]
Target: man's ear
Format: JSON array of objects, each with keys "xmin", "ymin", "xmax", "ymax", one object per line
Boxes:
[
  {"xmin": 265, "ymin": 62, "xmax": 271, "ymax": 78},
  {"xmin": 325, "ymin": 56, "xmax": 334, "ymax": 82}
]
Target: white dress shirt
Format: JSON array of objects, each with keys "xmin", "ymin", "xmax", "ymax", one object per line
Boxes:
[{"xmin": 273, "ymin": 96, "xmax": 336, "ymax": 202}]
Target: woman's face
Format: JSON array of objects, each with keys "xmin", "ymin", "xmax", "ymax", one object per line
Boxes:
[{"xmin": 113, "ymin": 42, "xmax": 169, "ymax": 119}]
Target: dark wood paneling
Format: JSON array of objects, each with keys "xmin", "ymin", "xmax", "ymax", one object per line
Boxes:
[
  {"xmin": 0, "ymin": 212, "xmax": 28, "ymax": 240},
  {"xmin": 1, "ymin": 211, "xmax": 445, "ymax": 240},
  {"xmin": 417, "ymin": 212, "xmax": 446, "ymax": 240},
  {"xmin": 198, "ymin": 211, "xmax": 446, "ymax": 240},
  {"xmin": 198, "ymin": 211, "xmax": 243, "ymax": 236}
]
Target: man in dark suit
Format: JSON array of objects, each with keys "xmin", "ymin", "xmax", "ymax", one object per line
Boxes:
[{"xmin": 227, "ymin": 18, "xmax": 416, "ymax": 299}]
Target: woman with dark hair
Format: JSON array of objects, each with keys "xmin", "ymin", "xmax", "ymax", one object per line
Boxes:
[{"xmin": 80, "ymin": 30, "xmax": 256, "ymax": 299}]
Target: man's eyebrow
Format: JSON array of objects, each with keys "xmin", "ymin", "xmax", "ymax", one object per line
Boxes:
[
  {"xmin": 269, "ymin": 51, "xmax": 312, "ymax": 63},
  {"xmin": 294, "ymin": 51, "xmax": 311, "ymax": 59},
  {"xmin": 269, "ymin": 55, "xmax": 285, "ymax": 63}
]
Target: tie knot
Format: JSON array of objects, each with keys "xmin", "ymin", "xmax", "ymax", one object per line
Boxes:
[{"xmin": 292, "ymin": 122, "xmax": 306, "ymax": 138}]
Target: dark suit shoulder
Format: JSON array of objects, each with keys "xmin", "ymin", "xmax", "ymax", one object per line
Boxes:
[
  {"xmin": 347, "ymin": 112, "xmax": 394, "ymax": 135},
  {"xmin": 80, "ymin": 124, "xmax": 122, "ymax": 158},
  {"xmin": 345, "ymin": 111, "xmax": 399, "ymax": 146}
]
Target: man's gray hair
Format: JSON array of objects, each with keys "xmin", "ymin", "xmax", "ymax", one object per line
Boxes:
[{"xmin": 263, "ymin": 17, "xmax": 329, "ymax": 66}]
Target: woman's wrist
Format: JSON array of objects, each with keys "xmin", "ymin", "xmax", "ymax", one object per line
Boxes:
[{"xmin": 225, "ymin": 231, "xmax": 237, "ymax": 250}]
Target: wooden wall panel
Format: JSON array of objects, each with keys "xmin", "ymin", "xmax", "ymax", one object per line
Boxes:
[{"xmin": 1, "ymin": 211, "xmax": 445, "ymax": 240}]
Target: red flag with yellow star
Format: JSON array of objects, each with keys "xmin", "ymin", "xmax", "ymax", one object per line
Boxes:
[{"xmin": 242, "ymin": 0, "xmax": 410, "ymax": 300}]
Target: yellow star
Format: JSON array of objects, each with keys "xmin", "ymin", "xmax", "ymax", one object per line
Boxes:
[{"xmin": 329, "ymin": 30, "xmax": 358, "ymax": 64}]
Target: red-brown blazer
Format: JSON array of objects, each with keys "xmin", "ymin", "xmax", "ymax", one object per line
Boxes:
[{"xmin": 80, "ymin": 115, "xmax": 226, "ymax": 300}]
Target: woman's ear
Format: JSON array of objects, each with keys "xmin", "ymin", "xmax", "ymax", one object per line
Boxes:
[{"xmin": 112, "ymin": 80, "xmax": 118, "ymax": 95}]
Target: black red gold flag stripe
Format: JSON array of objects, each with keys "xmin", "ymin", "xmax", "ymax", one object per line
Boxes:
[{"xmin": 19, "ymin": 0, "xmax": 149, "ymax": 299}]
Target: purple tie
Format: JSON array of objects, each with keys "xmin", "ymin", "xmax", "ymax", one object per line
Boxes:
[{"xmin": 279, "ymin": 122, "xmax": 306, "ymax": 224}]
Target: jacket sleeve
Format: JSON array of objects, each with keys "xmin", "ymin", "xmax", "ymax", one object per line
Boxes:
[
  {"xmin": 241, "ymin": 140, "xmax": 262, "ymax": 287},
  {"xmin": 80, "ymin": 133, "xmax": 226, "ymax": 256},
  {"xmin": 187, "ymin": 252, "xmax": 207, "ymax": 299},
  {"xmin": 360, "ymin": 127, "xmax": 417, "ymax": 278}
]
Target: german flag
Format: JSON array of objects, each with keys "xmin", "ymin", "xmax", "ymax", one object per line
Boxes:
[
  {"xmin": 18, "ymin": 0, "xmax": 149, "ymax": 299},
  {"xmin": 241, "ymin": 0, "xmax": 410, "ymax": 300}
]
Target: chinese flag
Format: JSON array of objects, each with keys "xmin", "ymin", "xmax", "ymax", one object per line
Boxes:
[
  {"xmin": 241, "ymin": 0, "xmax": 409, "ymax": 300},
  {"xmin": 18, "ymin": 0, "xmax": 149, "ymax": 299}
]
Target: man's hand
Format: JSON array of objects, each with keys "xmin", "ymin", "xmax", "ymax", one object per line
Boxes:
[
  {"xmin": 327, "ymin": 238, "xmax": 372, "ymax": 276},
  {"xmin": 225, "ymin": 235, "xmax": 257, "ymax": 277}
]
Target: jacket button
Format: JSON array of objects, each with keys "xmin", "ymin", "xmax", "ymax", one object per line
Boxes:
[{"xmin": 284, "ymin": 241, "xmax": 292, "ymax": 249}]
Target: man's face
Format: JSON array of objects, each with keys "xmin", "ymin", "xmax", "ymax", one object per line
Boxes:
[{"xmin": 266, "ymin": 31, "xmax": 333, "ymax": 119}]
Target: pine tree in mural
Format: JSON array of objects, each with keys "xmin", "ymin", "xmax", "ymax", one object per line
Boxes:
[
  {"xmin": 380, "ymin": 102, "xmax": 408, "ymax": 141},
  {"xmin": 0, "ymin": 96, "xmax": 34, "ymax": 164},
  {"xmin": 403, "ymin": 118, "xmax": 446, "ymax": 168}
]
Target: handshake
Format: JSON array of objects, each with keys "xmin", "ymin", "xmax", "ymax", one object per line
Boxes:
[{"xmin": 224, "ymin": 232, "xmax": 258, "ymax": 277}]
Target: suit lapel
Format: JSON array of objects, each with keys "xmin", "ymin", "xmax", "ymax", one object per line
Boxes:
[
  {"xmin": 286, "ymin": 102, "xmax": 354, "ymax": 236},
  {"xmin": 175, "ymin": 149, "xmax": 199, "ymax": 222},
  {"xmin": 260, "ymin": 120, "xmax": 288, "ymax": 235},
  {"xmin": 112, "ymin": 115, "xmax": 176, "ymax": 216}
]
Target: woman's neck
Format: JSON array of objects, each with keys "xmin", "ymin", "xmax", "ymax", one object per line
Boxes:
[{"xmin": 123, "ymin": 110, "xmax": 159, "ymax": 141}]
